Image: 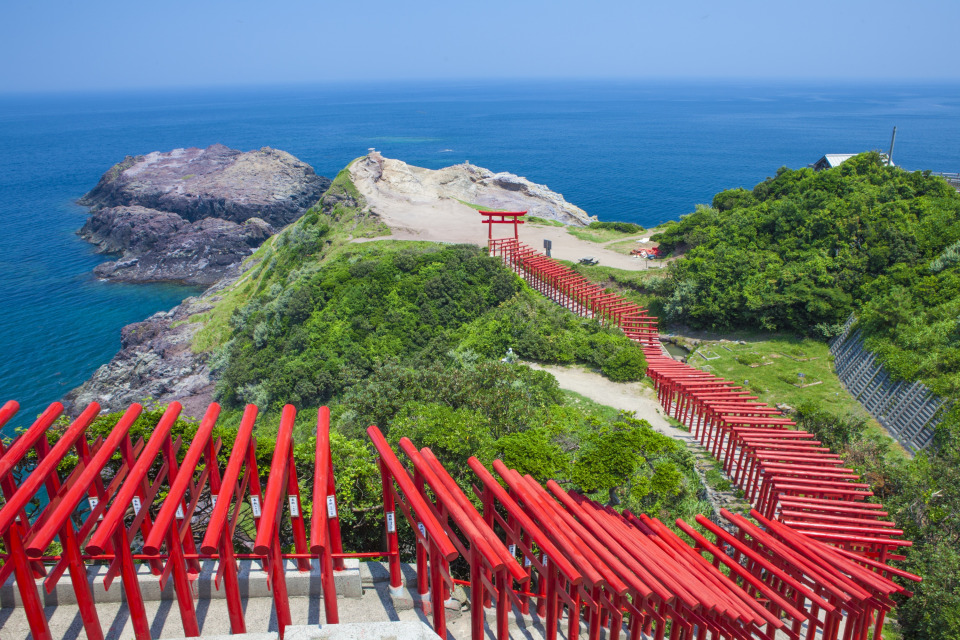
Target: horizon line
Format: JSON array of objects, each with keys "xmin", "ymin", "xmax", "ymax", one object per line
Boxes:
[{"xmin": 3, "ymin": 75, "xmax": 960, "ymax": 98}]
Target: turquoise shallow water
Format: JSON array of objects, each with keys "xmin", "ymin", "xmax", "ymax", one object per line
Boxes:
[{"xmin": 1, "ymin": 79, "xmax": 959, "ymax": 433}]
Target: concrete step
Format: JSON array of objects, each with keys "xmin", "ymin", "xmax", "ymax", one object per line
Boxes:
[{"xmin": 1, "ymin": 559, "xmax": 362, "ymax": 609}]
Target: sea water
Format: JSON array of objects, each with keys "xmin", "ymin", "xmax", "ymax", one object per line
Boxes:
[{"xmin": 1, "ymin": 79, "xmax": 959, "ymax": 433}]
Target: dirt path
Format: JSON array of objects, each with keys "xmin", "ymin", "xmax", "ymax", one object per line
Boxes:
[
  {"xmin": 524, "ymin": 362, "xmax": 749, "ymax": 517},
  {"xmin": 523, "ymin": 362, "xmax": 692, "ymax": 441},
  {"xmin": 356, "ymin": 215, "xmax": 653, "ymax": 270}
]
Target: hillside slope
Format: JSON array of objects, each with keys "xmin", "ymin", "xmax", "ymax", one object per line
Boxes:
[{"xmin": 650, "ymin": 153, "xmax": 960, "ymax": 395}]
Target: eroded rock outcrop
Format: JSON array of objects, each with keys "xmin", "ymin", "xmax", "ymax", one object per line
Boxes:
[
  {"xmin": 78, "ymin": 144, "xmax": 329, "ymax": 284},
  {"xmin": 351, "ymin": 152, "xmax": 592, "ymax": 225},
  {"xmin": 80, "ymin": 206, "xmax": 274, "ymax": 285}
]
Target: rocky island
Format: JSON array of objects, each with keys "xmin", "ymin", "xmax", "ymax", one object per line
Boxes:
[{"xmin": 78, "ymin": 144, "xmax": 329, "ymax": 285}]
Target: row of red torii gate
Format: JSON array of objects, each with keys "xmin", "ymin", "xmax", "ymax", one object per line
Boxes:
[{"xmin": 0, "ymin": 213, "xmax": 919, "ymax": 640}]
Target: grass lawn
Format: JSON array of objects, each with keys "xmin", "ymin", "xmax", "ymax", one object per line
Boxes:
[
  {"xmin": 555, "ymin": 260, "xmax": 666, "ymax": 317},
  {"xmin": 679, "ymin": 332, "xmax": 884, "ymax": 429},
  {"xmin": 456, "ymin": 199, "xmax": 512, "ymax": 213},
  {"xmin": 526, "ymin": 215, "xmax": 565, "ymax": 227},
  {"xmin": 881, "ymin": 618, "xmax": 902, "ymax": 640},
  {"xmin": 556, "ymin": 260, "xmax": 657, "ymax": 286},
  {"xmin": 605, "ymin": 238, "xmax": 647, "ymax": 255},
  {"xmin": 561, "ymin": 389, "xmax": 622, "ymax": 422},
  {"xmin": 567, "ymin": 226, "xmax": 645, "ymax": 243}
]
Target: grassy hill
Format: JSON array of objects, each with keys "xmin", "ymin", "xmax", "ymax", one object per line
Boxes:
[{"xmin": 139, "ymin": 159, "xmax": 707, "ymax": 553}]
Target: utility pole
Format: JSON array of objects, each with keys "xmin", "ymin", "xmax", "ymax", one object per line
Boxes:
[{"xmin": 888, "ymin": 126, "xmax": 897, "ymax": 166}]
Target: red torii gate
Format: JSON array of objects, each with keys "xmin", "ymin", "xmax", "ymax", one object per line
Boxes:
[
  {"xmin": 484, "ymin": 230, "xmax": 921, "ymax": 638},
  {"xmin": 488, "ymin": 237, "xmax": 659, "ymax": 347},
  {"xmin": 0, "ymin": 395, "xmax": 921, "ymax": 640},
  {"xmin": 645, "ymin": 348, "xmax": 914, "ymax": 564},
  {"xmin": 479, "ymin": 210, "xmax": 526, "ymax": 240},
  {"xmin": 0, "ymin": 401, "xmax": 403, "ymax": 640}
]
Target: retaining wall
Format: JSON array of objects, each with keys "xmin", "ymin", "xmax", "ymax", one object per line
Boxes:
[{"xmin": 829, "ymin": 315, "xmax": 940, "ymax": 452}]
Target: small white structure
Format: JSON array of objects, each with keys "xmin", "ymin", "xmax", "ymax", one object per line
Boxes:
[{"xmin": 810, "ymin": 154, "xmax": 857, "ymax": 171}]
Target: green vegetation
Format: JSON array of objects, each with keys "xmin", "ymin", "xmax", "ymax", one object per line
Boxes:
[
  {"xmin": 858, "ymin": 239, "xmax": 960, "ymax": 396},
  {"xmin": 636, "ymin": 155, "xmax": 960, "ymax": 640},
  {"xmin": 526, "ymin": 215, "xmax": 565, "ymax": 227},
  {"xmin": 568, "ymin": 221, "xmax": 644, "ymax": 243},
  {"xmin": 650, "ymin": 153, "xmax": 960, "ymax": 343},
  {"xmin": 701, "ymin": 461, "xmax": 732, "ymax": 493},
  {"xmin": 792, "ymin": 404, "xmax": 960, "ymax": 640},
  {"xmin": 588, "ymin": 221, "xmax": 644, "ymax": 234},
  {"xmin": 213, "ymin": 242, "xmax": 525, "ymax": 410},
  {"xmin": 458, "ymin": 288, "xmax": 647, "ymax": 382},
  {"xmin": 191, "ymin": 163, "xmax": 386, "ymax": 353}
]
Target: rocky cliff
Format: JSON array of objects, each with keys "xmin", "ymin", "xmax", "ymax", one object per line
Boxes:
[
  {"xmin": 80, "ymin": 206, "xmax": 274, "ymax": 285},
  {"xmin": 63, "ymin": 290, "xmax": 221, "ymax": 419},
  {"xmin": 78, "ymin": 144, "xmax": 329, "ymax": 285}
]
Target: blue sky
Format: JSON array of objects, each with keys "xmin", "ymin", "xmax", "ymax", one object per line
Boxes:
[{"xmin": 2, "ymin": 0, "xmax": 959, "ymax": 93}]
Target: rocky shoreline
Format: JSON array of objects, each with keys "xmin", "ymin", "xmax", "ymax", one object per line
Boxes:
[
  {"xmin": 63, "ymin": 287, "xmax": 225, "ymax": 418},
  {"xmin": 80, "ymin": 206, "xmax": 276, "ymax": 285},
  {"xmin": 65, "ymin": 143, "xmax": 330, "ymax": 413}
]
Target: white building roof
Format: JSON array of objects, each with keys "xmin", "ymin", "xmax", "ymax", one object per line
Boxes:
[{"xmin": 822, "ymin": 154, "xmax": 856, "ymax": 167}]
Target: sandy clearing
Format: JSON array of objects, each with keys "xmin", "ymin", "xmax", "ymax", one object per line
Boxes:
[
  {"xmin": 355, "ymin": 204, "xmax": 661, "ymax": 271},
  {"xmin": 349, "ymin": 155, "xmax": 657, "ymax": 271}
]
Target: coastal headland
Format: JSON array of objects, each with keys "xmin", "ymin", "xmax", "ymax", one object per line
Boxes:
[{"xmin": 66, "ymin": 149, "xmax": 658, "ymax": 415}]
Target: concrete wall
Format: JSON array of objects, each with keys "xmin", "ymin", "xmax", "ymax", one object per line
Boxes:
[{"xmin": 830, "ymin": 315, "xmax": 940, "ymax": 452}]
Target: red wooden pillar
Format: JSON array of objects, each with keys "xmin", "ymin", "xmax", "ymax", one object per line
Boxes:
[{"xmin": 253, "ymin": 404, "xmax": 299, "ymax": 638}]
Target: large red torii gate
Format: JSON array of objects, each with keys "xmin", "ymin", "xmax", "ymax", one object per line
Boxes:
[{"xmin": 479, "ymin": 210, "xmax": 526, "ymax": 240}]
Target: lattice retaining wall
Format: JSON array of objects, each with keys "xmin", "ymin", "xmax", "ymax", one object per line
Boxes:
[{"xmin": 829, "ymin": 315, "xmax": 940, "ymax": 452}]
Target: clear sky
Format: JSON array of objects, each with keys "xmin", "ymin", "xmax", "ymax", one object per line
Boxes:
[{"xmin": 2, "ymin": 0, "xmax": 959, "ymax": 93}]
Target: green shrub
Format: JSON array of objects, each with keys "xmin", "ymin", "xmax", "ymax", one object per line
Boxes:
[
  {"xmin": 601, "ymin": 346, "xmax": 647, "ymax": 381},
  {"xmin": 651, "ymin": 153, "xmax": 960, "ymax": 344},
  {"xmin": 588, "ymin": 221, "xmax": 644, "ymax": 233},
  {"xmin": 215, "ymin": 244, "xmax": 523, "ymax": 410},
  {"xmin": 458, "ymin": 289, "xmax": 646, "ymax": 381}
]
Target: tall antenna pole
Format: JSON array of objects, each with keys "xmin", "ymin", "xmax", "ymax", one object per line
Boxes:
[{"xmin": 888, "ymin": 126, "xmax": 897, "ymax": 166}]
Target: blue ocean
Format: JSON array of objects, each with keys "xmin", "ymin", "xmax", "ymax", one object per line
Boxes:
[{"xmin": 1, "ymin": 80, "xmax": 959, "ymax": 433}]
